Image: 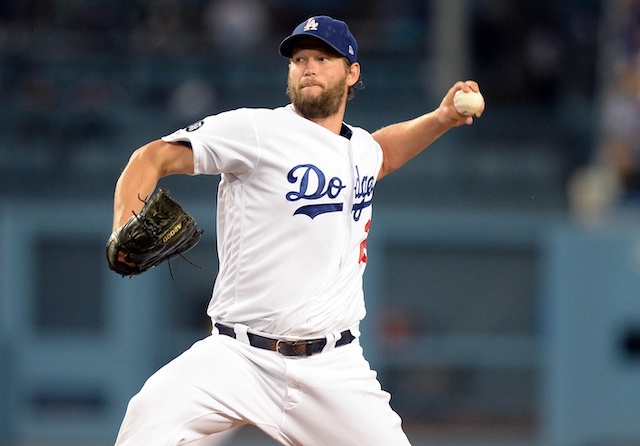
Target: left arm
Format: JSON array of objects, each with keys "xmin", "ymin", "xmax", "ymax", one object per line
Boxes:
[{"xmin": 373, "ymin": 80, "xmax": 483, "ymax": 180}]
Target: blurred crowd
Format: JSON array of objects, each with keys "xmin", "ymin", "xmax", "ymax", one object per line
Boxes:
[
  {"xmin": 0, "ymin": 0, "xmax": 427, "ymax": 56},
  {"xmin": 598, "ymin": 0, "xmax": 640, "ymax": 200},
  {"xmin": 0, "ymin": 0, "xmax": 426, "ymax": 116},
  {"xmin": 0, "ymin": 0, "xmax": 600, "ymax": 110},
  {"xmin": 0, "ymin": 0, "xmax": 604, "ymax": 206}
]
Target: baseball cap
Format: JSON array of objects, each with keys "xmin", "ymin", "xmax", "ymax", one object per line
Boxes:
[{"xmin": 279, "ymin": 16, "xmax": 358, "ymax": 64}]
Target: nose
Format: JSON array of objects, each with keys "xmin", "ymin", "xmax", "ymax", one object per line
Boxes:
[{"xmin": 303, "ymin": 58, "xmax": 318, "ymax": 76}]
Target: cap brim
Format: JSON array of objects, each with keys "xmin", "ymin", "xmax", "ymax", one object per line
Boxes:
[{"xmin": 279, "ymin": 34, "xmax": 344, "ymax": 59}]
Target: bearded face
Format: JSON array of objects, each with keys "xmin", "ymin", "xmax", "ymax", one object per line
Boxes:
[{"xmin": 286, "ymin": 70, "xmax": 348, "ymax": 120}]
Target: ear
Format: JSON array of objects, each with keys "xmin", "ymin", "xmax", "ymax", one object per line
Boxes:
[{"xmin": 347, "ymin": 62, "xmax": 361, "ymax": 87}]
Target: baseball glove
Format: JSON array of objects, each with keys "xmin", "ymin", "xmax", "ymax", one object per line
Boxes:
[{"xmin": 106, "ymin": 188, "xmax": 204, "ymax": 277}]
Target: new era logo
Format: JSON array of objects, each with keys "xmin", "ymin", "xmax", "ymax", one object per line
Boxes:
[{"xmin": 303, "ymin": 17, "xmax": 319, "ymax": 31}]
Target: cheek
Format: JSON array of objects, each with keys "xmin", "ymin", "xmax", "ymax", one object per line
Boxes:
[
  {"xmin": 287, "ymin": 72, "xmax": 298, "ymax": 89},
  {"xmin": 288, "ymin": 68, "xmax": 304, "ymax": 85}
]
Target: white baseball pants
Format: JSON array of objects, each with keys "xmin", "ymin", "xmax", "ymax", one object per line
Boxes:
[{"xmin": 113, "ymin": 329, "xmax": 411, "ymax": 445}]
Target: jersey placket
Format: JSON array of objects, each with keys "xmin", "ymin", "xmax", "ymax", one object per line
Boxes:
[{"xmin": 337, "ymin": 137, "xmax": 357, "ymax": 269}]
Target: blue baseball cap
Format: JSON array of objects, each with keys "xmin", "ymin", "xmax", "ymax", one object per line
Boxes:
[{"xmin": 279, "ymin": 16, "xmax": 358, "ymax": 64}]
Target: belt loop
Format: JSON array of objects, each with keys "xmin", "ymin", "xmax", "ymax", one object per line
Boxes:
[
  {"xmin": 322, "ymin": 331, "xmax": 339, "ymax": 353},
  {"xmin": 233, "ymin": 324, "xmax": 250, "ymax": 345}
]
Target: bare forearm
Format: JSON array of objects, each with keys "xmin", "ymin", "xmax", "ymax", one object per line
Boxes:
[{"xmin": 112, "ymin": 149, "xmax": 163, "ymax": 231}]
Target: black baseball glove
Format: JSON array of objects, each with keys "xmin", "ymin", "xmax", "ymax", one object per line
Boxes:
[{"xmin": 106, "ymin": 188, "xmax": 204, "ymax": 277}]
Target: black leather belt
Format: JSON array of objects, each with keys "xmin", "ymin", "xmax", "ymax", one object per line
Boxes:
[{"xmin": 215, "ymin": 323, "xmax": 355, "ymax": 357}]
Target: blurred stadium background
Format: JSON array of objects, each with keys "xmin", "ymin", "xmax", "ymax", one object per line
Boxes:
[{"xmin": 1, "ymin": 0, "xmax": 640, "ymax": 445}]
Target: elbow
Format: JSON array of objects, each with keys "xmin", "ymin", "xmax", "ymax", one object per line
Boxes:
[{"xmin": 128, "ymin": 145, "xmax": 163, "ymax": 177}]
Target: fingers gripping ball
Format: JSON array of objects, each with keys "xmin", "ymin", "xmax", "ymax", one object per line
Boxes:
[
  {"xmin": 453, "ymin": 89, "xmax": 484, "ymax": 116},
  {"xmin": 106, "ymin": 188, "xmax": 204, "ymax": 276}
]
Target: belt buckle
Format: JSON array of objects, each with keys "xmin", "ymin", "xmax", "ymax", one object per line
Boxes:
[
  {"xmin": 275, "ymin": 338, "xmax": 292, "ymax": 356},
  {"xmin": 276, "ymin": 338, "xmax": 310, "ymax": 356}
]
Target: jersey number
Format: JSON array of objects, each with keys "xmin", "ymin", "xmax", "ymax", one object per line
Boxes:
[{"xmin": 359, "ymin": 220, "xmax": 371, "ymax": 264}]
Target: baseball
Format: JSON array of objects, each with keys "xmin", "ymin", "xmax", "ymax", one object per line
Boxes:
[{"xmin": 453, "ymin": 89, "xmax": 484, "ymax": 116}]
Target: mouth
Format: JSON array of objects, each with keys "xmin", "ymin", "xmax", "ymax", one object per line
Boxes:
[{"xmin": 300, "ymin": 81, "xmax": 323, "ymax": 90}]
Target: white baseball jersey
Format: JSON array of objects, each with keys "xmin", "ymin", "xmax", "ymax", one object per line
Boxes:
[{"xmin": 162, "ymin": 105, "xmax": 382, "ymax": 338}]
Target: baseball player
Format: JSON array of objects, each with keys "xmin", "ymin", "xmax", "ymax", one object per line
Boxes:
[{"xmin": 111, "ymin": 15, "xmax": 483, "ymax": 446}]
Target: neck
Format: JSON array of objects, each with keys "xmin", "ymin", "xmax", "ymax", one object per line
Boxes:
[
  {"xmin": 298, "ymin": 102, "xmax": 347, "ymax": 135},
  {"xmin": 308, "ymin": 115, "xmax": 344, "ymax": 135}
]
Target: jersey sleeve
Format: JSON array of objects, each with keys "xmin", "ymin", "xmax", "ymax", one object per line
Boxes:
[{"xmin": 162, "ymin": 108, "xmax": 260, "ymax": 180}]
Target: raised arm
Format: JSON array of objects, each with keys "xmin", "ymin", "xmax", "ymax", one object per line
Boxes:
[
  {"xmin": 112, "ymin": 139, "xmax": 194, "ymax": 230},
  {"xmin": 374, "ymin": 80, "xmax": 484, "ymax": 180}
]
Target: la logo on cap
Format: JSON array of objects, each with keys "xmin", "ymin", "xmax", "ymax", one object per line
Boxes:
[{"xmin": 303, "ymin": 17, "xmax": 319, "ymax": 31}]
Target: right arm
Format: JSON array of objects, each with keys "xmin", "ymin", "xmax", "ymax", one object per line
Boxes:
[
  {"xmin": 112, "ymin": 139, "xmax": 194, "ymax": 231},
  {"xmin": 373, "ymin": 81, "xmax": 483, "ymax": 180}
]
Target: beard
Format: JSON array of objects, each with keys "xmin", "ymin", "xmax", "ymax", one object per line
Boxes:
[{"xmin": 287, "ymin": 74, "xmax": 347, "ymax": 120}]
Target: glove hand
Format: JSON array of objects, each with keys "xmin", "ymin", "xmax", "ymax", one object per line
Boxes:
[
  {"xmin": 106, "ymin": 188, "xmax": 204, "ymax": 277},
  {"xmin": 106, "ymin": 230, "xmax": 139, "ymax": 275}
]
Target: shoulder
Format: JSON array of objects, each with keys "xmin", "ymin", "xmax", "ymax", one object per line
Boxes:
[
  {"xmin": 214, "ymin": 105, "xmax": 299, "ymax": 124},
  {"xmin": 188, "ymin": 107, "xmax": 282, "ymax": 135},
  {"xmin": 229, "ymin": 105, "xmax": 296, "ymax": 117}
]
